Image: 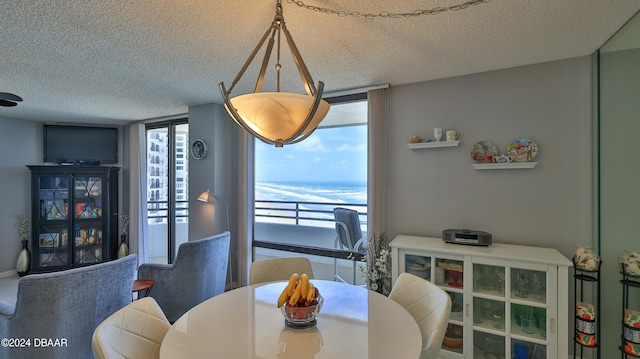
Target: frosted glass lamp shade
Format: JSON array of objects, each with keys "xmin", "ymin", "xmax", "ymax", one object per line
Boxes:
[
  {"xmin": 228, "ymin": 92, "xmax": 330, "ymax": 142},
  {"xmin": 197, "ymin": 191, "xmax": 211, "ymax": 202}
]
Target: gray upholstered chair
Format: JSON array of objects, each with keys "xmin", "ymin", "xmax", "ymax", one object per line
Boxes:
[
  {"xmin": 0, "ymin": 254, "xmax": 138, "ymax": 359},
  {"xmin": 92, "ymin": 297, "xmax": 170, "ymax": 359},
  {"xmin": 333, "ymin": 207, "xmax": 366, "ymax": 283},
  {"xmin": 249, "ymin": 257, "xmax": 314, "ymax": 285},
  {"xmin": 137, "ymin": 231, "xmax": 230, "ymax": 323},
  {"xmin": 388, "ymin": 272, "xmax": 452, "ymax": 359}
]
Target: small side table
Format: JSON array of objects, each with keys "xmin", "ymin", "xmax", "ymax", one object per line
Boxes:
[{"xmin": 132, "ymin": 279, "xmax": 154, "ymax": 300}]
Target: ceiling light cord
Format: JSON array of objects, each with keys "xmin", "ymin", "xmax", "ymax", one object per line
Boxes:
[{"xmin": 286, "ymin": 0, "xmax": 491, "ymax": 19}]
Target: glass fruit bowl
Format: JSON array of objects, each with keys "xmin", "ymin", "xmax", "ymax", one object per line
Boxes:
[{"xmin": 281, "ymin": 295, "xmax": 323, "ymax": 329}]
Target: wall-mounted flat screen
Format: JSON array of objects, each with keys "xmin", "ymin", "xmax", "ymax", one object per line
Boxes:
[{"xmin": 43, "ymin": 125, "xmax": 118, "ymax": 164}]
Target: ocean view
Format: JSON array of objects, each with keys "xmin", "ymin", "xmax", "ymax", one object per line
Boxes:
[
  {"xmin": 255, "ymin": 181, "xmax": 367, "ymax": 227},
  {"xmin": 256, "ymin": 181, "xmax": 367, "ymax": 204}
]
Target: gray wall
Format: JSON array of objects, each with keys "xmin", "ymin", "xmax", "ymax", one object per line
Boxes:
[
  {"xmin": 386, "ymin": 56, "xmax": 593, "ymax": 355},
  {"xmin": 0, "ymin": 118, "xmax": 40, "ymax": 274},
  {"xmin": 388, "ymin": 56, "xmax": 592, "ymax": 259},
  {"xmin": 188, "ymin": 103, "xmax": 239, "ymax": 286},
  {"xmin": 0, "ymin": 118, "xmax": 126, "ymax": 274}
]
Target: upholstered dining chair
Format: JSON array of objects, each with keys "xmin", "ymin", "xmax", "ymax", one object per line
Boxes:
[
  {"xmin": 0, "ymin": 254, "xmax": 138, "ymax": 359},
  {"xmin": 388, "ymin": 272, "xmax": 452, "ymax": 359},
  {"xmin": 137, "ymin": 231, "xmax": 230, "ymax": 323},
  {"xmin": 92, "ymin": 297, "xmax": 171, "ymax": 359},
  {"xmin": 249, "ymin": 257, "xmax": 314, "ymax": 285},
  {"xmin": 333, "ymin": 207, "xmax": 366, "ymax": 283}
]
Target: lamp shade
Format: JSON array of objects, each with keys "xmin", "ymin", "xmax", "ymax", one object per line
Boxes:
[
  {"xmin": 197, "ymin": 191, "xmax": 211, "ymax": 202},
  {"xmin": 227, "ymin": 92, "xmax": 330, "ymax": 143}
]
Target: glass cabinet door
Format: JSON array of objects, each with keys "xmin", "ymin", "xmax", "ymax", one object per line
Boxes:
[
  {"xmin": 405, "ymin": 254, "xmax": 431, "ymax": 281},
  {"xmin": 401, "ymin": 252, "xmax": 466, "ymax": 356},
  {"xmin": 435, "ymin": 257, "xmax": 465, "ymax": 355},
  {"xmin": 472, "ymin": 263, "xmax": 507, "ymax": 358},
  {"xmin": 509, "ymin": 268, "xmax": 548, "ymax": 359},
  {"xmin": 73, "ymin": 176, "xmax": 105, "ymax": 264},
  {"xmin": 36, "ymin": 175, "xmax": 70, "ymax": 268}
]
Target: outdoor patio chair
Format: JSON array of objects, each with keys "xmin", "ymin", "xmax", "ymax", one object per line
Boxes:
[{"xmin": 333, "ymin": 207, "xmax": 366, "ymax": 284}]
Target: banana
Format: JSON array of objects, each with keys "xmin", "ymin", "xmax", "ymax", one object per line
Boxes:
[
  {"xmin": 289, "ymin": 280, "xmax": 303, "ymax": 306},
  {"xmin": 306, "ymin": 282, "xmax": 315, "ymax": 302},
  {"xmin": 277, "ymin": 286, "xmax": 290, "ymax": 307},
  {"xmin": 286, "ymin": 273, "xmax": 300, "ymax": 296},
  {"xmin": 299, "ymin": 274, "xmax": 309, "ymax": 299}
]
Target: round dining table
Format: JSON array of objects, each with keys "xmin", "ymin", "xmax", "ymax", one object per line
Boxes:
[{"xmin": 160, "ymin": 280, "xmax": 422, "ymax": 359}]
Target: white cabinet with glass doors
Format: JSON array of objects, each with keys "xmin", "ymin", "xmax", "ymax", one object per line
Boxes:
[{"xmin": 390, "ymin": 235, "xmax": 572, "ymax": 359}]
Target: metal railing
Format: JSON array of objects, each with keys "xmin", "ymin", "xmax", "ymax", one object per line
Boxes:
[
  {"xmin": 254, "ymin": 200, "xmax": 367, "ymax": 226},
  {"xmin": 145, "ymin": 199, "xmax": 369, "ymax": 263},
  {"xmin": 147, "ymin": 200, "xmax": 189, "ymax": 223},
  {"xmin": 146, "ymin": 199, "xmax": 367, "ymax": 230}
]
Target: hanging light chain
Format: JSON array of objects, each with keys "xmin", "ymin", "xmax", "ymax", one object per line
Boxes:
[{"xmin": 286, "ymin": 0, "xmax": 491, "ymax": 19}]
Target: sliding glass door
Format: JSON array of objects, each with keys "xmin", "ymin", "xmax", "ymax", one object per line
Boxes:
[{"xmin": 146, "ymin": 120, "xmax": 189, "ymax": 264}]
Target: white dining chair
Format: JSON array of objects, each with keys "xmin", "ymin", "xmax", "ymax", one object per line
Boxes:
[
  {"xmin": 249, "ymin": 257, "xmax": 314, "ymax": 285},
  {"xmin": 92, "ymin": 297, "xmax": 171, "ymax": 359},
  {"xmin": 388, "ymin": 272, "xmax": 452, "ymax": 359}
]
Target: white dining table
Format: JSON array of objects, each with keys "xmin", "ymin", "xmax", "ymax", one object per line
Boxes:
[{"xmin": 160, "ymin": 280, "xmax": 422, "ymax": 359}]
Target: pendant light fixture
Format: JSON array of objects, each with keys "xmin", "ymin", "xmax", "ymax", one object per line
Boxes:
[{"xmin": 219, "ymin": 0, "xmax": 330, "ymax": 147}]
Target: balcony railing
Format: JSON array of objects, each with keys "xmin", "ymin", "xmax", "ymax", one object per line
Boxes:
[
  {"xmin": 146, "ymin": 199, "xmax": 369, "ymax": 275},
  {"xmin": 147, "ymin": 200, "xmax": 189, "ymax": 223},
  {"xmin": 145, "ymin": 199, "xmax": 367, "ymax": 227},
  {"xmin": 255, "ymin": 200, "xmax": 367, "ymax": 228}
]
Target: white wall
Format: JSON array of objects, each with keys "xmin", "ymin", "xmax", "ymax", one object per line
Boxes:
[{"xmin": 388, "ymin": 56, "xmax": 592, "ymax": 260}]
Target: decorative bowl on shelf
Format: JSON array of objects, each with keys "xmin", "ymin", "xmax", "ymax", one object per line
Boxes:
[
  {"xmin": 443, "ymin": 324, "xmax": 463, "ymax": 349},
  {"xmin": 624, "ymin": 340, "xmax": 640, "ymax": 356},
  {"xmin": 624, "ymin": 325, "xmax": 640, "ymax": 343},
  {"xmin": 619, "ymin": 249, "xmax": 640, "ymax": 277},
  {"xmin": 575, "ymin": 330, "xmax": 596, "ymax": 347},
  {"xmin": 443, "ymin": 335, "xmax": 463, "ymax": 349},
  {"xmin": 281, "ymin": 295, "xmax": 323, "ymax": 329},
  {"xmin": 573, "ymin": 246, "xmax": 600, "ymax": 271},
  {"xmin": 625, "ymin": 309, "xmax": 640, "ymax": 328}
]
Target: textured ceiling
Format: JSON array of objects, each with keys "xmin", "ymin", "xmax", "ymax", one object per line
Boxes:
[{"xmin": 1, "ymin": 0, "xmax": 639, "ymax": 125}]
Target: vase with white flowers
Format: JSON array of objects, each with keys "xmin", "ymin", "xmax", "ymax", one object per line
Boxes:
[
  {"xmin": 358, "ymin": 232, "xmax": 392, "ymax": 295},
  {"xmin": 117, "ymin": 213, "xmax": 129, "ymax": 258},
  {"xmin": 14, "ymin": 213, "xmax": 31, "ymax": 276}
]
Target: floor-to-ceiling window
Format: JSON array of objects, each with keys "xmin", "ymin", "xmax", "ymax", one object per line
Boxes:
[
  {"xmin": 252, "ymin": 94, "xmax": 368, "ymax": 283},
  {"xmin": 146, "ymin": 119, "xmax": 189, "ymax": 264}
]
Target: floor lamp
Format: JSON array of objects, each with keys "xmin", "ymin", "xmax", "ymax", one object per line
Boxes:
[{"xmin": 197, "ymin": 190, "xmax": 233, "ymax": 288}]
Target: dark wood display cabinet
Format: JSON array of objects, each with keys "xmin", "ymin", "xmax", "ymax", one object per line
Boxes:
[{"xmin": 27, "ymin": 165, "xmax": 120, "ymax": 273}]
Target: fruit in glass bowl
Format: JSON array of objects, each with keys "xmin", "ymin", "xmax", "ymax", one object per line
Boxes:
[
  {"xmin": 277, "ymin": 273, "xmax": 322, "ymax": 328},
  {"xmin": 281, "ymin": 295, "xmax": 323, "ymax": 328}
]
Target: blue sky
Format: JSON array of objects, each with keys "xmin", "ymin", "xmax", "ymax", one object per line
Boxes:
[{"xmin": 255, "ymin": 125, "xmax": 367, "ymax": 183}]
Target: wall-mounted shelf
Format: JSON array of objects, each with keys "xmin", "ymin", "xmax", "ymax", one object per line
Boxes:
[
  {"xmin": 472, "ymin": 162, "xmax": 537, "ymax": 170},
  {"xmin": 407, "ymin": 141, "xmax": 460, "ymax": 149}
]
